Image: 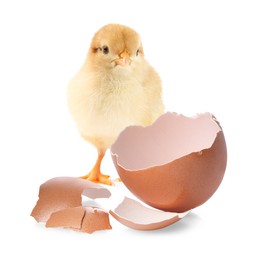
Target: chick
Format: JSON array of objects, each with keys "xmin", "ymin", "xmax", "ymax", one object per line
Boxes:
[{"xmin": 67, "ymin": 24, "xmax": 164, "ymax": 185}]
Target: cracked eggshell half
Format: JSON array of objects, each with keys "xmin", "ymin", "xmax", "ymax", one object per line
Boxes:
[
  {"xmin": 111, "ymin": 112, "xmax": 227, "ymax": 213},
  {"xmin": 109, "ymin": 197, "xmax": 189, "ymax": 230}
]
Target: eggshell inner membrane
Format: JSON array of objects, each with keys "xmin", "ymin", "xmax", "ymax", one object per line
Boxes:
[
  {"xmin": 111, "ymin": 112, "xmax": 221, "ymax": 170},
  {"xmin": 112, "ymin": 197, "xmax": 187, "ymax": 224},
  {"xmin": 109, "ymin": 197, "xmax": 189, "ymax": 230}
]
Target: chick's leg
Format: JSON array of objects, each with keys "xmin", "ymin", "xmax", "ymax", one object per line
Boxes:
[{"xmin": 80, "ymin": 150, "xmax": 112, "ymax": 185}]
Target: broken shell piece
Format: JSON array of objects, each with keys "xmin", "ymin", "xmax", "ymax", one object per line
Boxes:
[
  {"xmin": 46, "ymin": 206, "xmax": 85, "ymax": 230},
  {"xmin": 109, "ymin": 197, "xmax": 188, "ymax": 230},
  {"xmin": 46, "ymin": 206, "xmax": 112, "ymax": 233},
  {"xmin": 31, "ymin": 177, "xmax": 111, "ymax": 222},
  {"xmin": 81, "ymin": 207, "xmax": 112, "ymax": 233},
  {"xmin": 111, "ymin": 112, "xmax": 227, "ymax": 213}
]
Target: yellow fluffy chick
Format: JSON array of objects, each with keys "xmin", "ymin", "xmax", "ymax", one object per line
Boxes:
[{"xmin": 67, "ymin": 24, "xmax": 164, "ymax": 185}]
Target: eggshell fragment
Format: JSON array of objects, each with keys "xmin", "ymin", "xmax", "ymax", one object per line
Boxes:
[
  {"xmin": 46, "ymin": 206, "xmax": 85, "ymax": 230},
  {"xmin": 111, "ymin": 112, "xmax": 227, "ymax": 213},
  {"xmin": 81, "ymin": 207, "xmax": 112, "ymax": 233},
  {"xmin": 31, "ymin": 177, "xmax": 111, "ymax": 222},
  {"xmin": 46, "ymin": 206, "xmax": 112, "ymax": 233},
  {"xmin": 109, "ymin": 197, "xmax": 189, "ymax": 230}
]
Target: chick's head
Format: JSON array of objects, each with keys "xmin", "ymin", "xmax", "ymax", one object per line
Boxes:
[{"xmin": 87, "ymin": 24, "xmax": 144, "ymax": 74}]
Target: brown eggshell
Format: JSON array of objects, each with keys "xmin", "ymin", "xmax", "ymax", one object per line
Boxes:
[
  {"xmin": 111, "ymin": 112, "xmax": 227, "ymax": 212},
  {"xmin": 46, "ymin": 206, "xmax": 85, "ymax": 230},
  {"xmin": 81, "ymin": 207, "xmax": 112, "ymax": 233},
  {"xmin": 31, "ymin": 177, "xmax": 111, "ymax": 222},
  {"xmin": 46, "ymin": 206, "xmax": 112, "ymax": 233},
  {"xmin": 109, "ymin": 197, "xmax": 189, "ymax": 230}
]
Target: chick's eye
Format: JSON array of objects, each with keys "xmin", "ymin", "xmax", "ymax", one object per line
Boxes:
[
  {"xmin": 102, "ymin": 45, "xmax": 109, "ymax": 54},
  {"xmin": 136, "ymin": 49, "xmax": 140, "ymax": 56}
]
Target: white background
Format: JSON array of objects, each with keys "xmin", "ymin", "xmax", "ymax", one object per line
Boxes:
[{"xmin": 0, "ymin": 0, "xmax": 259, "ymax": 259}]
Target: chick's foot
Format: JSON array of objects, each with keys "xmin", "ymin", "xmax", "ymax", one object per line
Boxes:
[{"xmin": 80, "ymin": 171, "xmax": 112, "ymax": 186}]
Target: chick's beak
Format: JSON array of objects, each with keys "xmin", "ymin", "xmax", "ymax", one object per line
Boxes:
[{"xmin": 115, "ymin": 49, "xmax": 131, "ymax": 66}]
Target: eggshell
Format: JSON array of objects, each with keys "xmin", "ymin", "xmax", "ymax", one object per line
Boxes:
[
  {"xmin": 46, "ymin": 206, "xmax": 85, "ymax": 230},
  {"xmin": 109, "ymin": 197, "xmax": 189, "ymax": 230},
  {"xmin": 111, "ymin": 112, "xmax": 227, "ymax": 212},
  {"xmin": 81, "ymin": 207, "xmax": 112, "ymax": 233},
  {"xmin": 46, "ymin": 206, "xmax": 112, "ymax": 233},
  {"xmin": 31, "ymin": 177, "xmax": 111, "ymax": 222}
]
